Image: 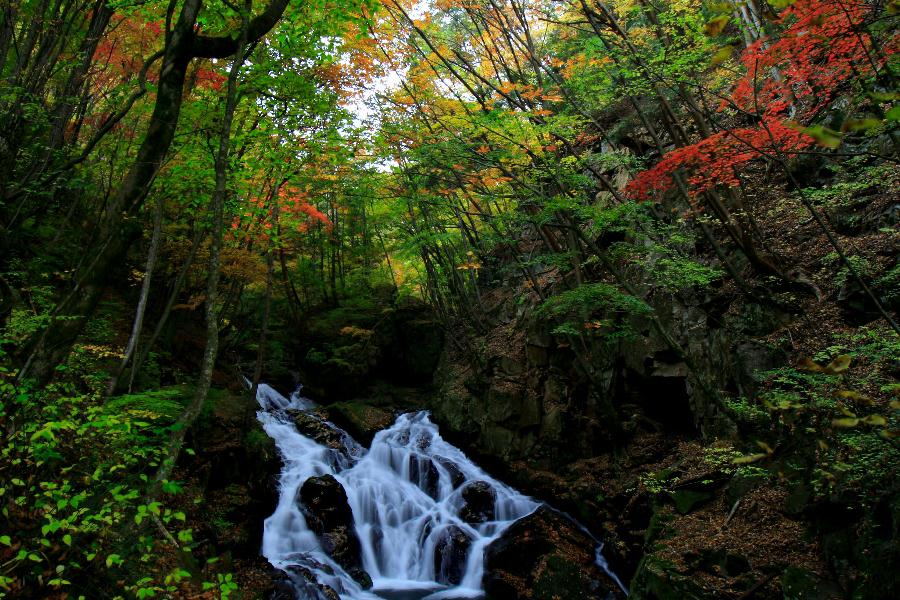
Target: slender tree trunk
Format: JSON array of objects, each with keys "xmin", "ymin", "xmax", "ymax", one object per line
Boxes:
[
  {"xmin": 106, "ymin": 197, "xmax": 163, "ymax": 395},
  {"xmin": 250, "ymin": 242, "xmax": 275, "ymax": 399},
  {"xmin": 127, "ymin": 229, "xmax": 205, "ymax": 392},
  {"xmin": 155, "ymin": 2, "xmax": 251, "ymax": 486}
]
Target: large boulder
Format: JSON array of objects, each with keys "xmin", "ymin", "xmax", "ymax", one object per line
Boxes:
[
  {"xmin": 459, "ymin": 480, "xmax": 496, "ymax": 524},
  {"xmin": 433, "ymin": 524, "xmax": 473, "ymax": 585},
  {"xmin": 483, "ymin": 506, "xmax": 624, "ymax": 600},
  {"xmin": 297, "ymin": 475, "xmax": 372, "ymax": 589}
]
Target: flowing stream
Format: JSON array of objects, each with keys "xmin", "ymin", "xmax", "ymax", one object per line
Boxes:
[{"xmin": 255, "ymin": 383, "xmax": 616, "ymax": 599}]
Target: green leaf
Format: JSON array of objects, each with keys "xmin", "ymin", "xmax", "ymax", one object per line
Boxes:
[
  {"xmin": 0, "ymin": 536, "xmax": 10, "ymax": 546},
  {"xmin": 802, "ymin": 125, "xmax": 842, "ymax": 149},
  {"xmin": 885, "ymin": 105, "xmax": 900, "ymax": 121},
  {"xmin": 841, "ymin": 118, "xmax": 881, "ymax": 132}
]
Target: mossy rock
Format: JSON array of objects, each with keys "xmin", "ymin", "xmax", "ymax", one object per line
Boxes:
[
  {"xmin": 326, "ymin": 402, "xmax": 395, "ymax": 446},
  {"xmin": 483, "ymin": 506, "xmax": 624, "ymax": 599},
  {"xmin": 532, "ymin": 556, "xmax": 598, "ymax": 600},
  {"xmin": 667, "ymin": 489, "xmax": 714, "ymax": 515},
  {"xmin": 102, "ymin": 385, "xmax": 191, "ymax": 422}
]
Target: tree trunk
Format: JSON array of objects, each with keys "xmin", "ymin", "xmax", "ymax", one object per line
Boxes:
[
  {"xmin": 155, "ymin": 0, "xmax": 251, "ymax": 486},
  {"xmin": 17, "ymin": 0, "xmax": 291, "ymax": 385},
  {"xmin": 127, "ymin": 228, "xmax": 205, "ymax": 392},
  {"xmin": 106, "ymin": 197, "xmax": 163, "ymax": 395}
]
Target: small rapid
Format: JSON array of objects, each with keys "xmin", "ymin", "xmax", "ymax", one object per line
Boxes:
[{"xmin": 255, "ymin": 383, "xmax": 611, "ymax": 599}]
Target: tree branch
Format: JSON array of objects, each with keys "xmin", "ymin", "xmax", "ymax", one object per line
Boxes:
[{"xmin": 191, "ymin": 0, "xmax": 289, "ymax": 58}]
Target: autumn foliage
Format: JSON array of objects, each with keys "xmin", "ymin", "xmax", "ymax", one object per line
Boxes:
[{"xmin": 627, "ymin": 0, "xmax": 895, "ymax": 202}]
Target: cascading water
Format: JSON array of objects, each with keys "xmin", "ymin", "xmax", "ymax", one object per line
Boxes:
[{"xmin": 255, "ymin": 384, "xmax": 616, "ymax": 599}]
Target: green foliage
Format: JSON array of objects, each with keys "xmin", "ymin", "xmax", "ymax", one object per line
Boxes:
[
  {"xmin": 537, "ymin": 282, "xmax": 652, "ymax": 339},
  {"xmin": 0, "ymin": 360, "xmax": 234, "ymax": 597},
  {"xmin": 725, "ymin": 326, "xmax": 899, "ymax": 506}
]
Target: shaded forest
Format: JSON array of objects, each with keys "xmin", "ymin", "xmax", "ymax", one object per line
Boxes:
[{"xmin": 0, "ymin": 0, "xmax": 898, "ymax": 598}]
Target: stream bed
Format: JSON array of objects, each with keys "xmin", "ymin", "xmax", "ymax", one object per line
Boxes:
[{"xmin": 255, "ymin": 383, "xmax": 620, "ymax": 599}]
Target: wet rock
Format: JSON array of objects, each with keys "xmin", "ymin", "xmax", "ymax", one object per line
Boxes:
[
  {"xmin": 483, "ymin": 505, "xmax": 624, "ymax": 600},
  {"xmin": 525, "ymin": 344, "xmax": 549, "ymax": 367},
  {"xmin": 434, "ymin": 456, "xmax": 466, "ymax": 489},
  {"xmin": 290, "ymin": 411, "xmax": 347, "ymax": 450},
  {"xmin": 268, "ymin": 565, "xmax": 340, "ymax": 600},
  {"xmin": 735, "ymin": 341, "xmax": 788, "ymax": 398},
  {"xmin": 459, "ymin": 480, "xmax": 496, "ymax": 524},
  {"xmin": 434, "ymin": 525, "xmax": 473, "ymax": 585},
  {"xmin": 409, "ymin": 455, "xmax": 440, "ymax": 498},
  {"xmin": 297, "ymin": 475, "xmax": 372, "ymax": 589}
]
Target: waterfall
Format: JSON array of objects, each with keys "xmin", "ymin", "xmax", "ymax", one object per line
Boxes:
[{"xmin": 255, "ymin": 384, "xmax": 611, "ymax": 599}]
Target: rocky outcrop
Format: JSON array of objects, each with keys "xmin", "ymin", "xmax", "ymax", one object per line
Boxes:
[
  {"xmin": 296, "ymin": 475, "xmax": 372, "ymax": 589},
  {"xmin": 483, "ymin": 506, "xmax": 625, "ymax": 600},
  {"xmin": 180, "ymin": 388, "xmax": 282, "ymax": 560},
  {"xmin": 268, "ymin": 564, "xmax": 340, "ymax": 600}
]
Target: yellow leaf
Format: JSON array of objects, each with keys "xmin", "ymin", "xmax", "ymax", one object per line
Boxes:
[
  {"xmin": 861, "ymin": 415, "xmax": 887, "ymax": 426},
  {"xmin": 841, "ymin": 118, "xmax": 882, "ymax": 132},
  {"xmin": 732, "ymin": 453, "xmax": 769, "ymax": 464},
  {"xmin": 710, "ymin": 45, "xmax": 734, "ymax": 67},
  {"xmin": 831, "ymin": 417, "xmax": 860, "ymax": 428},
  {"xmin": 824, "ymin": 354, "xmax": 851, "ymax": 374},
  {"xmin": 797, "ymin": 357, "xmax": 823, "ymax": 372},
  {"xmin": 802, "ymin": 125, "xmax": 843, "ymax": 149},
  {"xmin": 704, "ymin": 15, "xmax": 730, "ymax": 36},
  {"xmin": 756, "ymin": 441, "xmax": 774, "ymax": 454},
  {"xmin": 705, "ymin": 2, "xmax": 734, "ymax": 14}
]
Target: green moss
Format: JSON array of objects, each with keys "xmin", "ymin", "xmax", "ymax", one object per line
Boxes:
[{"xmin": 103, "ymin": 385, "xmax": 192, "ymax": 422}]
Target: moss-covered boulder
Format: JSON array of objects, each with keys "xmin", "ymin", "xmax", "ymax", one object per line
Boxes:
[{"xmin": 325, "ymin": 402, "xmax": 395, "ymax": 446}]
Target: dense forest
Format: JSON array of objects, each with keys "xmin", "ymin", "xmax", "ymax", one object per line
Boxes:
[{"xmin": 0, "ymin": 0, "xmax": 898, "ymax": 598}]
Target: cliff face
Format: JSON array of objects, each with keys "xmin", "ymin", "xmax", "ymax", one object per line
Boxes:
[
  {"xmin": 424, "ymin": 227, "xmax": 898, "ymax": 598},
  {"xmin": 429, "ymin": 268, "xmax": 782, "ymax": 468}
]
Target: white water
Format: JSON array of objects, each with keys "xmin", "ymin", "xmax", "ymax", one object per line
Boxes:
[{"xmin": 255, "ymin": 384, "xmax": 616, "ymax": 599}]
